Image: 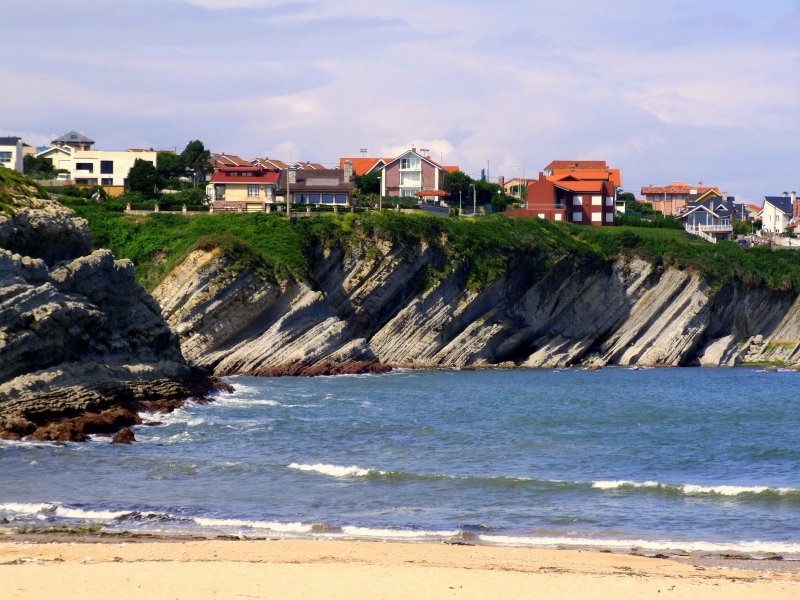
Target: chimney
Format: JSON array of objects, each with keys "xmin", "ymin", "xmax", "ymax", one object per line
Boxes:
[
  {"xmin": 344, "ymin": 160, "xmax": 353, "ymax": 182},
  {"xmin": 288, "ymin": 166, "xmax": 297, "ymax": 185},
  {"xmin": 498, "ymin": 176, "xmax": 505, "ymax": 188},
  {"xmin": 792, "ymin": 191, "xmax": 797, "ymax": 202},
  {"xmin": 722, "ymin": 192, "xmax": 728, "ymax": 201},
  {"xmin": 783, "ymin": 191, "xmax": 789, "ymax": 197}
]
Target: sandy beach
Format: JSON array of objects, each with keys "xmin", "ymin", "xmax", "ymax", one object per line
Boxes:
[{"xmin": 1, "ymin": 538, "xmax": 799, "ymax": 599}]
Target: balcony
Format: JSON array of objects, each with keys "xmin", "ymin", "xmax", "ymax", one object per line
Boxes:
[{"xmin": 685, "ymin": 223, "xmax": 732, "ymax": 244}]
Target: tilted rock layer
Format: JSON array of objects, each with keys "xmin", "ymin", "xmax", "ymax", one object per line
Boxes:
[
  {"xmin": 0, "ymin": 198, "xmax": 214, "ymax": 439},
  {"xmin": 153, "ymin": 237, "xmax": 800, "ymax": 375}
]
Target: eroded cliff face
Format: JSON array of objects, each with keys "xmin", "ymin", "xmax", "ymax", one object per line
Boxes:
[
  {"xmin": 0, "ymin": 197, "xmax": 215, "ymax": 440},
  {"xmin": 152, "ymin": 236, "xmax": 800, "ymax": 375}
]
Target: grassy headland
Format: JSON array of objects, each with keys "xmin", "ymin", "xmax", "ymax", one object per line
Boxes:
[{"xmin": 53, "ymin": 197, "xmax": 800, "ymax": 294}]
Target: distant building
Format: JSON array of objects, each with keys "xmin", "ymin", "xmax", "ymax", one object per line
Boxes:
[
  {"xmin": 760, "ymin": 193, "xmax": 797, "ymax": 234},
  {"xmin": 505, "ymin": 160, "xmax": 620, "ymax": 226},
  {"xmin": 374, "ymin": 149, "xmax": 457, "ymax": 198},
  {"xmin": 208, "ymin": 165, "xmax": 281, "ymax": 211},
  {"xmin": 36, "ymin": 132, "xmax": 157, "ymax": 194},
  {"xmin": 275, "ymin": 164, "xmax": 356, "ymax": 207},
  {"xmin": 0, "ymin": 136, "xmax": 24, "ymax": 172},
  {"xmin": 640, "ymin": 182, "xmax": 720, "ymax": 216},
  {"xmin": 678, "ymin": 190, "xmax": 736, "ymax": 242}
]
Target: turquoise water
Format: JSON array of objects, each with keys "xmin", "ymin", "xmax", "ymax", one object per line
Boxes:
[{"xmin": 2, "ymin": 368, "xmax": 800, "ymax": 555}]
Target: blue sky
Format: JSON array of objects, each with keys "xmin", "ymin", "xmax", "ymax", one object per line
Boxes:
[{"xmin": 2, "ymin": 0, "xmax": 799, "ymax": 201}]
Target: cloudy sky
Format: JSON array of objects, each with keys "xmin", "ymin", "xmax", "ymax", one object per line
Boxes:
[{"xmin": 2, "ymin": 0, "xmax": 799, "ymax": 201}]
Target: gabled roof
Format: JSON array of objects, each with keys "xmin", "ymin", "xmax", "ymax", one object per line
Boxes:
[
  {"xmin": 641, "ymin": 182, "xmax": 719, "ymax": 195},
  {"xmin": 212, "ymin": 153, "xmax": 251, "ymax": 167},
  {"xmin": 763, "ymin": 196, "xmax": 794, "ymax": 214},
  {"xmin": 35, "ymin": 145, "xmax": 73, "ymax": 158},
  {"xmin": 252, "ymin": 157, "xmax": 289, "ymax": 170},
  {"xmin": 545, "ymin": 160, "xmax": 607, "ymax": 170},
  {"xmin": 53, "ymin": 131, "xmax": 94, "ymax": 144},
  {"xmin": 554, "ymin": 180, "xmax": 609, "ymax": 193},
  {"xmin": 682, "ymin": 196, "xmax": 736, "ymax": 219},
  {"xmin": 210, "ymin": 166, "xmax": 280, "ymax": 185},
  {"xmin": 380, "ymin": 149, "xmax": 449, "ymax": 173},
  {"xmin": 339, "ymin": 157, "xmax": 393, "ymax": 175}
]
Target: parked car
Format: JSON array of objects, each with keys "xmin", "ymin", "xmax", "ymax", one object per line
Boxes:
[{"xmin": 737, "ymin": 239, "xmax": 750, "ymax": 246}]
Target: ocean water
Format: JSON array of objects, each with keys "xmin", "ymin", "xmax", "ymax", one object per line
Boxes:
[{"xmin": 2, "ymin": 367, "xmax": 800, "ymax": 556}]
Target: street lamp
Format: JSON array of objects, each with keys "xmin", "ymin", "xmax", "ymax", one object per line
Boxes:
[
  {"xmin": 360, "ymin": 148, "xmax": 367, "ymax": 158},
  {"xmin": 469, "ymin": 183, "xmax": 476, "ymax": 216},
  {"xmin": 459, "ymin": 190, "xmax": 462, "ymax": 215},
  {"xmin": 377, "ymin": 174, "xmax": 382, "ymax": 210},
  {"xmin": 286, "ymin": 165, "xmax": 296, "ymax": 217}
]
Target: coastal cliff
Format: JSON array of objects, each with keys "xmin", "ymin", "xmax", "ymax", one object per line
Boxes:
[
  {"xmin": 147, "ymin": 217, "xmax": 800, "ymax": 374},
  {"xmin": 0, "ymin": 169, "xmax": 216, "ymax": 441}
]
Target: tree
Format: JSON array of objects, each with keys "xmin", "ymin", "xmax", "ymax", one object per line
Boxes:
[
  {"xmin": 180, "ymin": 140, "xmax": 211, "ymax": 186},
  {"xmin": 22, "ymin": 155, "xmax": 57, "ymax": 180},
  {"xmin": 355, "ymin": 171, "xmax": 380, "ymax": 195},
  {"xmin": 156, "ymin": 151, "xmax": 185, "ymax": 179},
  {"xmin": 127, "ymin": 158, "xmax": 160, "ymax": 198},
  {"xmin": 443, "ymin": 171, "xmax": 472, "ymax": 207}
]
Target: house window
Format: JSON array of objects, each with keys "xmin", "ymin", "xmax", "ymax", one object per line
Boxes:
[
  {"xmin": 100, "ymin": 160, "xmax": 113, "ymax": 174},
  {"xmin": 401, "ymin": 188, "xmax": 419, "ymax": 197},
  {"xmin": 400, "ymin": 171, "xmax": 421, "ymax": 186},
  {"xmin": 76, "ymin": 162, "xmax": 94, "ymax": 172},
  {"xmin": 537, "ymin": 213, "xmax": 545, "ymax": 219},
  {"xmin": 247, "ymin": 184, "xmax": 259, "ymax": 198},
  {"xmin": 308, "ymin": 193, "xmax": 321, "ymax": 203},
  {"xmin": 400, "ymin": 156, "xmax": 421, "ymax": 169},
  {"xmin": 554, "ymin": 214, "xmax": 563, "ymax": 221},
  {"xmin": 264, "ymin": 186, "xmax": 273, "ymax": 198},
  {"xmin": 573, "ymin": 212, "xmax": 583, "ymax": 222},
  {"xmin": 0, "ymin": 151, "xmax": 11, "ymax": 163},
  {"xmin": 101, "ymin": 178, "xmax": 113, "ymax": 185},
  {"xmin": 605, "ymin": 197, "xmax": 613, "ymax": 206},
  {"xmin": 591, "ymin": 195, "xmax": 602, "ymax": 206},
  {"xmin": 322, "ymin": 193, "xmax": 335, "ymax": 204},
  {"xmin": 335, "ymin": 194, "xmax": 347, "ymax": 204},
  {"xmin": 666, "ymin": 194, "xmax": 673, "ymax": 201},
  {"xmin": 592, "ymin": 212, "xmax": 602, "ymax": 222},
  {"xmin": 573, "ymin": 196, "xmax": 582, "ymax": 205},
  {"xmin": 605, "ymin": 213, "xmax": 614, "ymax": 223}
]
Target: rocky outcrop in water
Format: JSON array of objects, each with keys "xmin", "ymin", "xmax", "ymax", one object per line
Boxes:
[
  {"xmin": 152, "ymin": 235, "xmax": 800, "ymax": 375},
  {"xmin": 0, "ymin": 191, "xmax": 216, "ymax": 441}
]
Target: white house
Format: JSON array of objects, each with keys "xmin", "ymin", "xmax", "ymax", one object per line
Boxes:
[
  {"xmin": 36, "ymin": 142, "xmax": 157, "ymax": 191},
  {"xmin": 760, "ymin": 194, "xmax": 796, "ymax": 234},
  {"xmin": 0, "ymin": 136, "xmax": 24, "ymax": 172}
]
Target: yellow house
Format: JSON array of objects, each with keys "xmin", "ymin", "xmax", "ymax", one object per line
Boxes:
[{"xmin": 209, "ymin": 165, "xmax": 281, "ymax": 211}]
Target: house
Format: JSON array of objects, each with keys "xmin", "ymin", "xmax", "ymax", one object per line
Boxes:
[
  {"xmin": 640, "ymin": 182, "xmax": 719, "ymax": 216},
  {"xmin": 760, "ymin": 193, "xmax": 797, "ymax": 234},
  {"xmin": 543, "ymin": 160, "xmax": 622, "ymax": 188},
  {"xmin": 276, "ymin": 163, "xmax": 356, "ymax": 207},
  {"xmin": 679, "ymin": 190, "xmax": 736, "ymax": 242},
  {"xmin": 504, "ymin": 171, "xmax": 616, "ymax": 225},
  {"xmin": 36, "ymin": 135, "xmax": 158, "ymax": 195},
  {"xmin": 0, "ymin": 136, "xmax": 24, "ymax": 172},
  {"xmin": 208, "ymin": 165, "xmax": 281, "ymax": 211},
  {"xmin": 374, "ymin": 149, "xmax": 453, "ymax": 198}
]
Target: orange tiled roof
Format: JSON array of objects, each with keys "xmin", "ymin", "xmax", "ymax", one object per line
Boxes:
[
  {"xmin": 252, "ymin": 157, "xmax": 289, "ymax": 170},
  {"xmin": 545, "ymin": 160, "xmax": 608, "ymax": 170},
  {"xmin": 641, "ymin": 182, "xmax": 719, "ymax": 195},
  {"xmin": 555, "ymin": 180, "xmax": 607, "ymax": 193},
  {"xmin": 339, "ymin": 157, "xmax": 390, "ymax": 175},
  {"xmin": 548, "ymin": 168, "xmax": 621, "ymax": 188},
  {"xmin": 212, "ymin": 153, "xmax": 251, "ymax": 167}
]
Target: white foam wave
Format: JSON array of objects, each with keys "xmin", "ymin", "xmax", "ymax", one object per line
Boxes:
[
  {"xmin": 592, "ymin": 480, "xmax": 799, "ymax": 496},
  {"xmin": 53, "ymin": 506, "xmax": 130, "ymax": 520},
  {"xmin": 193, "ymin": 517, "xmax": 312, "ymax": 533},
  {"xmin": 340, "ymin": 526, "xmax": 460, "ymax": 539},
  {"xmin": 288, "ymin": 463, "xmax": 383, "ymax": 478},
  {"xmin": 0, "ymin": 502, "xmax": 55, "ymax": 515},
  {"xmin": 478, "ymin": 534, "xmax": 800, "ymax": 555}
]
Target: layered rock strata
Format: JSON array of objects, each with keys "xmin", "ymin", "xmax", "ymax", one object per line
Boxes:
[
  {"xmin": 0, "ymin": 198, "xmax": 216, "ymax": 441},
  {"xmin": 153, "ymin": 237, "xmax": 800, "ymax": 376}
]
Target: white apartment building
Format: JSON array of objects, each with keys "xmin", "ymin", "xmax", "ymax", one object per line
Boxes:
[{"xmin": 0, "ymin": 136, "xmax": 24, "ymax": 172}]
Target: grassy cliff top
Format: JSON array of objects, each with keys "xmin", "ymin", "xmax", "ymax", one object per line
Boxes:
[
  {"xmin": 59, "ymin": 197, "xmax": 800, "ymax": 294},
  {"xmin": 0, "ymin": 166, "xmax": 48, "ymax": 213}
]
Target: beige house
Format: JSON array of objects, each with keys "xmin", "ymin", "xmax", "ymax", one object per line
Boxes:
[
  {"xmin": 760, "ymin": 194, "xmax": 796, "ymax": 234},
  {"xmin": 36, "ymin": 143, "xmax": 157, "ymax": 195},
  {"xmin": 209, "ymin": 165, "xmax": 281, "ymax": 211}
]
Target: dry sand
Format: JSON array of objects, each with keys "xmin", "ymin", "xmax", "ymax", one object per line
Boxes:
[{"xmin": 1, "ymin": 538, "xmax": 799, "ymax": 599}]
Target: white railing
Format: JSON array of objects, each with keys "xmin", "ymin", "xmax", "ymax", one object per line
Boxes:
[{"xmin": 685, "ymin": 223, "xmax": 732, "ymax": 243}]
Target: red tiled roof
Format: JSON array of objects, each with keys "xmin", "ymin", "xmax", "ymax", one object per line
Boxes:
[
  {"xmin": 555, "ymin": 180, "xmax": 607, "ymax": 193},
  {"xmin": 252, "ymin": 157, "xmax": 289, "ymax": 170},
  {"xmin": 212, "ymin": 153, "xmax": 252, "ymax": 167},
  {"xmin": 545, "ymin": 160, "xmax": 608, "ymax": 170},
  {"xmin": 210, "ymin": 166, "xmax": 280, "ymax": 184}
]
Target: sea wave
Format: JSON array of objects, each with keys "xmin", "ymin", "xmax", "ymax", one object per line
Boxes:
[
  {"xmin": 339, "ymin": 526, "xmax": 460, "ymax": 539},
  {"xmin": 288, "ymin": 463, "xmax": 383, "ymax": 478},
  {"xmin": 193, "ymin": 517, "xmax": 313, "ymax": 533},
  {"xmin": 478, "ymin": 534, "xmax": 800, "ymax": 555},
  {"xmin": 591, "ymin": 480, "xmax": 800, "ymax": 499}
]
